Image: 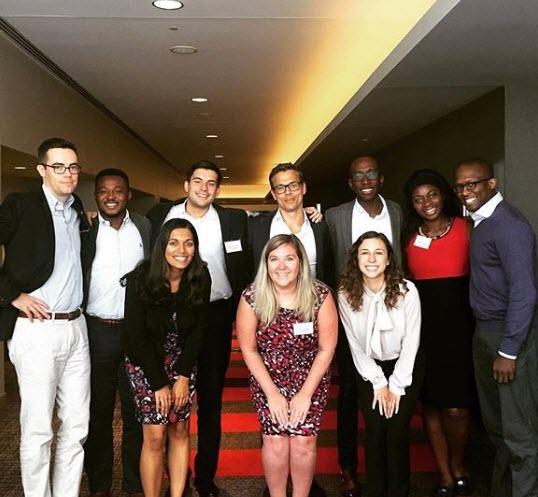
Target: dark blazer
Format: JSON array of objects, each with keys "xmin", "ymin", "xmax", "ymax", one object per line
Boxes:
[
  {"xmin": 122, "ymin": 263, "xmax": 211, "ymax": 391},
  {"xmin": 81, "ymin": 211, "xmax": 152, "ymax": 308},
  {"xmin": 146, "ymin": 200, "xmax": 250, "ymax": 309},
  {"xmin": 248, "ymin": 210, "xmax": 334, "ymax": 287},
  {"xmin": 326, "ymin": 197, "xmax": 403, "ymax": 281},
  {"xmin": 0, "ymin": 189, "xmax": 89, "ymax": 341}
]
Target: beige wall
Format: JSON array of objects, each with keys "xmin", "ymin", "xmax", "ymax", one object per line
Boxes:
[{"xmin": 0, "ymin": 32, "xmax": 182, "ymax": 201}]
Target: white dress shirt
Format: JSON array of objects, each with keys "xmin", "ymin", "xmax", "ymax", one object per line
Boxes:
[
  {"xmin": 338, "ymin": 280, "xmax": 421, "ymax": 396},
  {"xmin": 351, "ymin": 195, "xmax": 393, "ymax": 244},
  {"xmin": 164, "ymin": 201, "xmax": 232, "ymax": 302},
  {"xmin": 86, "ymin": 211, "xmax": 144, "ymax": 319},
  {"xmin": 470, "ymin": 191, "xmax": 503, "ymax": 227},
  {"xmin": 31, "ymin": 185, "xmax": 83, "ymax": 312},
  {"xmin": 269, "ymin": 209, "xmax": 317, "ymax": 277}
]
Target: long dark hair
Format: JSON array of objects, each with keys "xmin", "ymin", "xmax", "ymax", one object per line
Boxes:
[
  {"xmin": 143, "ymin": 218, "xmax": 207, "ymax": 306},
  {"xmin": 339, "ymin": 231, "xmax": 406, "ymax": 311},
  {"xmin": 402, "ymin": 168, "xmax": 461, "ymax": 247}
]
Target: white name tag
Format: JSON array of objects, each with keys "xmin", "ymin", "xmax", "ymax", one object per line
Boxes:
[
  {"xmin": 224, "ymin": 239, "xmax": 242, "ymax": 253},
  {"xmin": 413, "ymin": 234, "xmax": 432, "ymax": 250},
  {"xmin": 293, "ymin": 322, "xmax": 314, "ymax": 336}
]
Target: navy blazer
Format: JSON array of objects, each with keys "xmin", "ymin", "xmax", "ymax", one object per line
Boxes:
[
  {"xmin": 248, "ymin": 210, "xmax": 334, "ymax": 287},
  {"xmin": 0, "ymin": 189, "xmax": 89, "ymax": 341}
]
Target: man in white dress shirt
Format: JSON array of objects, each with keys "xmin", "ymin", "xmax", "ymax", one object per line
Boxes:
[
  {"xmin": 325, "ymin": 156, "xmax": 403, "ymax": 497},
  {"xmin": 82, "ymin": 169, "xmax": 151, "ymax": 497},
  {"xmin": 0, "ymin": 138, "xmax": 90, "ymax": 497}
]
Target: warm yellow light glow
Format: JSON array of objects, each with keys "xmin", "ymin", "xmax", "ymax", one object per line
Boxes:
[{"xmin": 260, "ymin": 0, "xmax": 438, "ymax": 185}]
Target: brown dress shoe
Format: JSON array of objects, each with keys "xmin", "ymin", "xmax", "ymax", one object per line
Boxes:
[{"xmin": 340, "ymin": 469, "xmax": 361, "ymax": 497}]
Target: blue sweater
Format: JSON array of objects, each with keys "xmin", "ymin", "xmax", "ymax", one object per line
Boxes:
[{"xmin": 469, "ymin": 201, "xmax": 537, "ymax": 357}]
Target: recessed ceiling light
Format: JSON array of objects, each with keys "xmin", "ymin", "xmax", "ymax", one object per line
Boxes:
[
  {"xmin": 191, "ymin": 97, "xmax": 208, "ymax": 103},
  {"xmin": 169, "ymin": 26, "xmax": 179, "ymax": 31},
  {"xmin": 152, "ymin": 0, "xmax": 183, "ymax": 10},
  {"xmin": 219, "ymin": 167, "xmax": 227, "ymax": 171},
  {"xmin": 13, "ymin": 166, "xmax": 27, "ymax": 170},
  {"xmin": 361, "ymin": 138, "xmax": 369, "ymax": 142},
  {"xmin": 223, "ymin": 176, "xmax": 230, "ymax": 179},
  {"xmin": 170, "ymin": 45, "xmax": 197, "ymax": 55},
  {"xmin": 197, "ymin": 112, "xmax": 213, "ymax": 118},
  {"xmin": 205, "ymin": 134, "xmax": 219, "ymax": 139},
  {"xmin": 214, "ymin": 155, "xmax": 224, "ymax": 159}
]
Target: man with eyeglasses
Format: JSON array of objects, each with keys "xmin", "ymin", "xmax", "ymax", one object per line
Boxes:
[
  {"xmin": 325, "ymin": 156, "xmax": 403, "ymax": 497},
  {"xmin": 0, "ymin": 137, "xmax": 91, "ymax": 497},
  {"xmin": 454, "ymin": 158, "xmax": 538, "ymax": 497},
  {"xmin": 249, "ymin": 163, "xmax": 332, "ymax": 284}
]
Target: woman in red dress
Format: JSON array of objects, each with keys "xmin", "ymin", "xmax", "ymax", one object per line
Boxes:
[{"xmin": 403, "ymin": 169, "xmax": 475, "ymax": 497}]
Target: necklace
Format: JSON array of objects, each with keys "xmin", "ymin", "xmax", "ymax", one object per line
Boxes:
[{"xmin": 419, "ymin": 217, "xmax": 453, "ymax": 240}]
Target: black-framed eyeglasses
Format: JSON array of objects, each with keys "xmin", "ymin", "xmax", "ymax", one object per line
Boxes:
[
  {"xmin": 350, "ymin": 170, "xmax": 379, "ymax": 182},
  {"xmin": 453, "ymin": 177, "xmax": 492, "ymax": 194},
  {"xmin": 272, "ymin": 181, "xmax": 302, "ymax": 194},
  {"xmin": 41, "ymin": 163, "xmax": 82, "ymax": 175}
]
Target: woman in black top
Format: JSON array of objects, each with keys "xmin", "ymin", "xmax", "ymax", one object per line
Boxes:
[{"xmin": 123, "ymin": 218, "xmax": 210, "ymax": 497}]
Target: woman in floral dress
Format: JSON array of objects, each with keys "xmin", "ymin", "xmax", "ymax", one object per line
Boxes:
[
  {"xmin": 123, "ymin": 218, "xmax": 210, "ymax": 497},
  {"xmin": 236, "ymin": 234, "xmax": 338, "ymax": 497}
]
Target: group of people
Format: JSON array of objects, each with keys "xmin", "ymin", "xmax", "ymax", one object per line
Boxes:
[{"xmin": 0, "ymin": 137, "xmax": 537, "ymax": 497}]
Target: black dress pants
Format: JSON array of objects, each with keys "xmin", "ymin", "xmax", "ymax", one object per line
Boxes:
[
  {"xmin": 84, "ymin": 316, "xmax": 143, "ymax": 493},
  {"xmin": 336, "ymin": 325, "xmax": 359, "ymax": 472},
  {"xmin": 194, "ymin": 298, "xmax": 233, "ymax": 491},
  {"xmin": 356, "ymin": 356, "xmax": 423, "ymax": 497},
  {"xmin": 473, "ymin": 325, "xmax": 538, "ymax": 497}
]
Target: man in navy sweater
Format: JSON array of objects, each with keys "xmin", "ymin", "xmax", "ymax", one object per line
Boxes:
[{"xmin": 454, "ymin": 158, "xmax": 538, "ymax": 497}]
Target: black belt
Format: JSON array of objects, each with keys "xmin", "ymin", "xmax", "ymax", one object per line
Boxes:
[{"xmin": 87, "ymin": 315, "xmax": 125, "ymax": 326}]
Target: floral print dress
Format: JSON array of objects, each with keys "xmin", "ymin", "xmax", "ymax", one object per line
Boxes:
[{"xmin": 242, "ymin": 281, "xmax": 331, "ymax": 436}]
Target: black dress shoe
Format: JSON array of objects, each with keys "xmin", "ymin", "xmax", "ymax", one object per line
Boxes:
[
  {"xmin": 454, "ymin": 476, "xmax": 473, "ymax": 496},
  {"xmin": 432, "ymin": 486, "xmax": 455, "ymax": 497},
  {"xmin": 196, "ymin": 483, "xmax": 220, "ymax": 497},
  {"xmin": 340, "ymin": 469, "xmax": 361, "ymax": 497},
  {"xmin": 309, "ymin": 478, "xmax": 327, "ymax": 497}
]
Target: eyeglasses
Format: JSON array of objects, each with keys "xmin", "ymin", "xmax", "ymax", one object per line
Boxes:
[
  {"xmin": 453, "ymin": 177, "xmax": 492, "ymax": 194},
  {"xmin": 272, "ymin": 181, "xmax": 302, "ymax": 194},
  {"xmin": 41, "ymin": 163, "xmax": 82, "ymax": 175},
  {"xmin": 350, "ymin": 170, "xmax": 379, "ymax": 182}
]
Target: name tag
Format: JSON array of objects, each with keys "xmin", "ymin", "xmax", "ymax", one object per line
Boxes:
[
  {"xmin": 293, "ymin": 322, "xmax": 314, "ymax": 336},
  {"xmin": 413, "ymin": 234, "xmax": 432, "ymax": 250},
  {"xmin": 224, "ymin": 239, "xmax": 242, "ymax": 253}
]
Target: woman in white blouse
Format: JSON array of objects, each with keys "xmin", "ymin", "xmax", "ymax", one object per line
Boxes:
[{"xmin": 338, "ymin": 231, "xmax": 423, "ymax": 497}]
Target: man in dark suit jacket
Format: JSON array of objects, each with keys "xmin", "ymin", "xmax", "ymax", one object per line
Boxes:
[
  {"xmin": 81, "ymin": 169, "xmax": 151, "ymax": 497},
  {"xmin": 249, "ymin": 163, "xmax": 333, "ymax": 287},
  {"xmin": 0, "ymin": 138, "xmax": 90, "ymax": 497},
  {"xmin": 147, "ymin": 160, "xmax": 250, "ymax": 497},
  {"xmin": 325, "ymin": 156, "xmax": 403, "ymax": 497}
]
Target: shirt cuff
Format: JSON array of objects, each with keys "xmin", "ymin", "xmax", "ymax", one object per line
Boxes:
[
  {"xmin": 388, "ymin": 378, "xmax": 406, "ymax": 397},
  {"xmin": 498, "ymin": 350, "xmax": 517, "ymax": 360}
]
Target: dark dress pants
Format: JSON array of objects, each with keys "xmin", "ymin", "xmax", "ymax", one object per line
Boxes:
[
  {"xmin": 336, "ymin": 325, "xmax": 359, "ymax": 472},
  {"xmin": 194, "ymin": 299, "xmax": 233, "ymax": 491},
  {"xmin": 357, "ymin": 355, "xmax": 424, "ymax": 497},
  {"xmin": 473, "ymin": 325, "xmax": 538, "ymax": 497},
  {"xmin": 84, "ymin": 316, "xmax": 143, "ymax": 493}
]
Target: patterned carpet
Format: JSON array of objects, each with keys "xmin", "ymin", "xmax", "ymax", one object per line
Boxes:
[{"xmin": 0, "ymin": 342, "xmax": 494, "ymax": 496}]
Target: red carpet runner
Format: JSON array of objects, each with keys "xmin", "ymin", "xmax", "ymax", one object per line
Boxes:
[{"xmin": 189, "ymin": 339, "xmax": 436, "ymax": 477}]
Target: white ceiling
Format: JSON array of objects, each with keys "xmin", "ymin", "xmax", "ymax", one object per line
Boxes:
[{"xmin": 2, "ymin": 0, "xmax": 537, "ymax": 197}]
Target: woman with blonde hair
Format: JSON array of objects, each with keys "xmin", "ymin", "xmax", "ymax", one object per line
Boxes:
[{"xmin": 237, "ymin": 234, "xmax": 337, "ymax": 497}]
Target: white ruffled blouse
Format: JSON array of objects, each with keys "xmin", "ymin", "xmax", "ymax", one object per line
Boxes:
[{"xmin": 338, "ymin": 280, "xmax": 421, "ymax": 396}]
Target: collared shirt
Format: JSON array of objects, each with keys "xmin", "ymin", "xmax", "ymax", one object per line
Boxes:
[
  {"xmin": 351, "ymin": 195, "xmax": 393, "ymax": 244},
  {"xmin": 269, "ymin": 209, "xmax": 317, "ymax": 277},
  {"xmin": 164, "ymin": 201, "xmax": 232, "ymax": 302},
  {"xmin": 470, "ymin": 191, "xmax": 503, "ymax": 227},
  {"xmin": 30, "ymin": 185, "xmax": 83, "ymax": 311},
  {"xmin": 338, "ymin": 281, "xmax": 421, "ymax": 396},
  {"xmin": 86, "ymin": 211, "xmax": 144, "ymax": 319}
]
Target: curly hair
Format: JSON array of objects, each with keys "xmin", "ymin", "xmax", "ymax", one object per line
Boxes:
[{"xmin": 338, "ymin": 231, "xmax": 407, "ymax": 311}]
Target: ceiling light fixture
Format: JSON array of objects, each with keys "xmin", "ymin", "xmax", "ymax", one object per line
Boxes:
[
  {"xmin": 219, "ymin": 167, "xmax": 228, "ymax": 171},
  {"xmin": 191, "ymin": 97, "xmax": 208, "ymax": 103},
  {"xmin": 152, "ymin": 0, "xmax": 183, "ymax": 10},
  {"xmin": 214, "ymin": 155, "xmax": 224, "ymax": 159},
  {"xmin": 361, "ymin": 138, "xmax": 369, "ymax": 142},
  {"xmin": 205, "ymin": 134, "xmax": 219, "ymax": 139},
  {"xmin": 13, "ymin": 166, "xmax": 27, "ymax": 170},
  {"xmin": 223, "ymin": 176, "xmax": 230, "ymax": 179},
  {"xmin": 170, "ymin": 45, "xmax": 197, "ymax": 55},
  {"xmin": 169, "ymin": 26, "xmax": 179, "ymax": 31}
]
